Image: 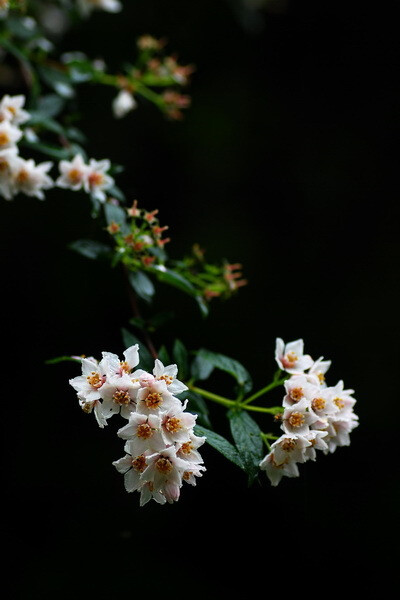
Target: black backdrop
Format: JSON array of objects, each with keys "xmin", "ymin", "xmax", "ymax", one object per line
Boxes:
[{"xmin": 3, "ymin": 1, "xmax": 399, "ymax": 596}]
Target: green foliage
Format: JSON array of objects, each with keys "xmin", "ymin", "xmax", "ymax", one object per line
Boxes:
[
  {"xmin": 191, "ymin": 348, "xmax": 253, "ymax": 394},
  {"xmin": 194, "ymin": 425, "xmax": 245, "ymax": 471},
  {"xmin": 228, "ymin": 409, "xmax": 263, "ymax": 484}
]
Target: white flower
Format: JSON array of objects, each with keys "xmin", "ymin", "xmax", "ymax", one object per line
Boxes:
[
  {"xmin": 159, "ymin": 400, "xmax": 197, "ymax": 445},
  {"xmin": 0, "ymin": 94, "xmax": 30, "ymax": 125},
  {"xmin": 56, "ymin": 154, "xmax": 90, "ymax": 191},
  {"xmin": 117, "ymin": 413, "xmax": 165, "ymax": 455},
  {"xmin": 308, "ymin": 356, "xmax": 331, "ymax": 386},
  {"xmin": 275, "ymin": 338, "xmax": 313, "ymax": 374},
  {"xmin": 152, "ymin": 358, "xmax": 188, "ymax": 395},
  {"xmin": 303, "ymin": 430, "xmax": 329, "ymax": 461},
  {"xmin": 99, "ymin": 373, "xmax": 138, "ymax": 420},
  {"xmin": 112, "ymin": 89, "xmax": 137, "ymax": 119},
  {"xmin": 269, "ymin": 434, "xmax": 311, "ymax": 465},
  {"xmin": 0, "ymin": 147, "xmax": 18, "ymax": 200},
  {"xmin": 308, "ymin": 386, "xmax": 340, "ymax": 428},
  {"xmin": 77, "ymin": 392, "xmax": 108, "ymax": 428},
  {"xmin": 324, "ymin": 416, "xmax": 359, "ymax": 453},
  {"xmin": 77, "ymin": 0, "xmax": 122, "ymax": 16},
  {"xmin": 136, "ymin": 379, "xmax": 182, "ymax": 415},
  {"xmin": 101, "ymin": 344, "xmax": 140, "ymax": 378},
  {"xmin": 0, "ymin": 120, "xmax": 23, "ymax": 150},
  {"xmin": 112, "ymin": 450, "xmax": 153, "ymax": 495},
  {"xmin": 69, "ymin": 356, "xmax": 107, "ymax": 402},
  {"xmin": 83, "ymin": 158, "xmax": 114, "ymax": 202},
  {"xmin": 281, "ymin": 397, "xmax": 319, "ymax": 436},
  {"xmin": 329, "ymin": 380, "xmax": 357, "ymax": 418},
  {"xmin": 176, "ymin": 431, "xmax": 206, "ymax": 464},
  {"xmin": 259, "ymin": 451, "xmax": 300, "ymax": 487},
  {"xmin": 282, "ymin": 374, "xmax": 320, "ymax": 408},
  {"xmin": 139, "ymin": 445, "xmax": 189, "ymax": 503},
  {"xmin": 11, "ymin": 157, "xmax": 54, "ymax": 200}
]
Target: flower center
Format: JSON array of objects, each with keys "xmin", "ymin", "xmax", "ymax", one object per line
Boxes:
[
  {"xmin": 145, "ymin": 392, "xmax": 163, "ymax": 409},
  {"xmin": 155, "ymin": 457, "xmax": 173, "ymax": 474},
  {"xmin": 312, "ymin": 397, "xmax": 326, "ymax": 411},
  {"xmin": 119, "ymin": 361, "xmax": 131, "ymax": 374},
  {"xmin": 112, "ymin": 389, "xmax": 131, "ymax": 405},
  {"xmin": 318, "ymin": 372, "xmax": 325, "ymax": 383},
  {"xmin": 0, "ymin": 158, "xmax": 9, "ymax": 172},
  {"xmin": 132, "ymin": 455, "xmax": 147, "ymax": 473},
  {"xmin": 282, "ymin": 351, "xmax": 298, "ymax": 368},
  {"xmin": 334, "ymin": 397, "xmax": 345, "ymax": 410},
  {"xmin": 289, "ymin": 387, "xmax": 303, "ymax": 402},
  {"xmin": 87, "ymin": 371, "xmax": 104, "ymax": 389},
  {"xmin": 288, "ymin": 412, "xmax": 305, "ymax": 428},
  {"xmin": 68, "ymin": 168, "xmax": 83, "ymax": 184},
  {"xmin": 164, "ymin": 417, "xmax": 182, "ymax": 433},
  {"xmin": 158, "ymin": 374, "xmax": 173, "ymax": 385},
  {"xmin": 183, "ymin": 471, "xmax": 192, "ymax": 481},
  {"xmin": 0, "ymin": 132, "xmax": 10, "ymax": 146},
  {"xmin": 136, "ymin": 423, "xmax": 153, "ymax": 439},
  {"xmin": 281, "ymin": 438, "xmax": 297, "ymax": 452},
  {"xmin": 180, "ymin": 441, "xmax": 193, "ymax": 455},
  {"xmin": 88, "ymin": 172, "xmax": 104, "ymax": 187},
  {"xmin": 16, "ymin": 169, "xmax": 30, "ymax": 184}
]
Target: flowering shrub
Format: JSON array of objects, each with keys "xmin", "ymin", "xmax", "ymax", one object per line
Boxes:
[{"xmin": 1, "ymin": 1, "xmax": 358, "ymax": 506}]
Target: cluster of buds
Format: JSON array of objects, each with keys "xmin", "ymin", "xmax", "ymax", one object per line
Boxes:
[
  {"xmin": 69, "ymin": 344, "xmax": 206, "ymax": 506},
  {"xmin": 109, "ymin": 199, "xmax": 170, "ymax": 268},
  {"xmin": 0, "ymin": 95, "xmax": 53, "ymax": 200},
  {"xmin": 260, "ymin": 338, "xmax": 358, "ymax": 485},
  {"xmin": 176, "ymin": 244, "xmax": 248, "ymax": 301}
]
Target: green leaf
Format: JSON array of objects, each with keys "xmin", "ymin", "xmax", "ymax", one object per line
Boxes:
[
  {"xmin": 172, "ymin": 339, "xmax": 189, "ymax": 380},
  {"xmin": 37, "ymin": 64, "xmax": 75, "ymax": 98},
  {"xmin": 195, "ymin": 295, "xmax": 209, "ymax": 318},
  {"xmin": 157, "ymin": 345, "xmax": 171, "ymax": 365},
  {"xmin": 228, "ymin": 410, "xmax": 263, "ymax": 484},
  {"xmin": 190, "ymin": 353, "xmax": 214, "ymax": 381},
  {"xmin": 194, "ymin": 426, "xmax": 245, "ymax": 471},
  {"xmin": 192, "ymin": 349, "xmax": 253, "ymax": 394},
  {"xmin": 128, "ymin": 270, "xmax": 155, "ymax": 304},
  {"xmin": 69, "ymin": 239, "xmax": 112, "ymax": 260},
  {"xmin": 151, "ymin": 267, "xmax": 196, "ymax": 296},
  {"xmin": 45, "ymin": 355, "xmax": 81, "ymax": 365},
  {"xmin": 121, "ymin": 328, "xmax": 153, "ymax": 372},
  {"xmin": 20, "ymin": 139, "xmax": 71, "ymax": 160},
  {"xmin": 33, "ymin": 94, "xmax": 66, "ymax": 118},
  {"xmin": 183, "ymin": 391, "xmax": 211, "ymax": 428},
  {"xmin": 103, "ymin": 201, "xmax": 127, "ymax": 227}
]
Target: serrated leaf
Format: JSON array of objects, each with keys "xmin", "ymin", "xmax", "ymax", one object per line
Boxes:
[
  {"xmin": 172, "ymin": 339, "xmax": 189, "ymax": 380},
  {"xmin": 128, "ymin": 270, "xmax": 155, "ymax": 304},
  {"xmin": 193, "ymin": 349, "xmax": 252, "ymax": 393},
  {"xmin": 121, "ymin": 328, "xmax": 153, "ymax": 372},
  {"xmin": 103, "ymin": 201, "xmax": 127, "ymax": 227},
  {"xmin": 228, "ymin": 410, "xmax": 263, "ymax": 484},
  {"xmin": 30, "ymin": 94, "xmax": 66, "ymax": 119},
  {"xmin": 194, "ymin": 426, "xmax": 245, "ymax": 471},
  {"xmin": 69, "ymin": 239, "xmax": 112, "ymax": 260},
  {"xmin": 151, "ymin": 267, "xmax": 196, "ymax": 296}
]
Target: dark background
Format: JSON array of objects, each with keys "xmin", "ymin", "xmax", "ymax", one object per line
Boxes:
[{"xmin": 3, "ymin": 0, "xmax": 399, "ymax": 596}]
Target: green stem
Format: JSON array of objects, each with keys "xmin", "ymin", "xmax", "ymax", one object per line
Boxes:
[
  {"xmin": 242, "ymin": 377, "xmax": 287, "ymax": 405},
  {"xmin": 189, "ymin": 385, "xmax": 283, "ymax": 415}
]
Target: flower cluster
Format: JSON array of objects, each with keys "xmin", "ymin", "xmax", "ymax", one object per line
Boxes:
[
  {"xmin": 0, "ymin": 94, "xmax": 115, "ymax": 202},
  {"xmin": 0, "ymin": 95, "xmax": 53, "ymax": 200},
  {"xmin": 260, "ymin": 338, "xmax": 358, "ymax": 486},
  {"xmin": 69, "ymin": 344, "xmax": 206, "ymax": 506},
  {"xmin": 56, "ymin": 154, "xmax": 114, "ymax": 202},
  {"xmin": 109, "ymin": 199, "xmax": 170, "ymax": 268}
]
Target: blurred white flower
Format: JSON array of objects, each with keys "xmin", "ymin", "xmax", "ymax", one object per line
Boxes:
[{"xmin": 112, "ymin": 89, "xmax": 137, "ymax": 119}]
